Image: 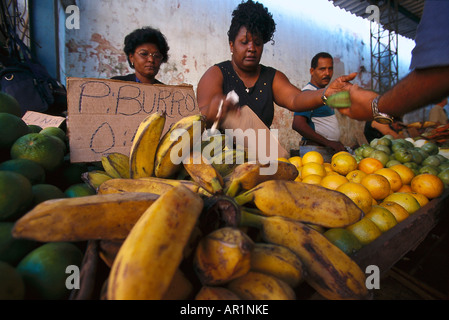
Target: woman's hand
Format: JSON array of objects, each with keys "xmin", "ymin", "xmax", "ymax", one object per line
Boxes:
[{"xmin": 325, "ymin": 72, "xmax": 358, "ymax": 96}]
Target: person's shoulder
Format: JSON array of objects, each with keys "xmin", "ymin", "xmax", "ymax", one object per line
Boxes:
[{"xmin": 301, "ymin": 83, "xmax": 317, "ymax": 91}]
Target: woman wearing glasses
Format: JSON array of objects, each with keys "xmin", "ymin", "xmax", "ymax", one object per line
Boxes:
[{"xmin": 112, "ymin": 26, "xmax": 169, "ymax": 84}]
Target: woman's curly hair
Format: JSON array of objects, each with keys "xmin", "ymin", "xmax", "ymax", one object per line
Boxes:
[
  {"xmin": 123, "ymin": 26, "xmax": 170, "ymax": 68},
  {"xmin": 227, "ymin": 0, "xmax": 276, "ymax": 44}
]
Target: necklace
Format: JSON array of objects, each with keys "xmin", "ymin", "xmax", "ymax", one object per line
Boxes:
[{"xmin": 232, "ymin": 64, "xmax": 258, "ymax": 94}]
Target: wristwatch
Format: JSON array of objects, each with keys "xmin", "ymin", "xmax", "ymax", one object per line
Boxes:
[
  {"xmin": 371, "ymin": 95, "xmax": 394, "ymax": 124},
  {"xmin": 321, "ymin": 89, "xmax": 328, "ymax": 105}
]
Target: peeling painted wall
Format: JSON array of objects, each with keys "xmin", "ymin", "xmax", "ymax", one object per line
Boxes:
[{"xmin": 64, "ymin": 0, "xmax": 415, "ymax": 153}]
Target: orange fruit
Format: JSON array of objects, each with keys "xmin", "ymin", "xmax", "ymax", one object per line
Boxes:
[
  {"xmin": 383, "ymin": 192, "xmax": 421, "ymax": 214},
  {"xmin": 331, "ymin": 151, "xmax": 351, "ymax": 161},
  {"xmin": 358, "ymin": 157, "xmax": 384, "ymax": 174},
  {"xmin": 331, "ymin": 153, "xmax": 358, "ymax": 176},
  {"xmin": 397, "ymin": 184, "xmax": 413, "ymax": 193},
  {"xmin": 323, "ymin": 228, "xmax": 363, "ymax": 256},
  {"xmin": 301, "ymin": 174, "xmax": 323, "ymax": 185},
  {"xmin": 365, "ymin": 205, "xmax": 398, "ymax": 233},
  {"xmin": 346, "ymin": 170, "xmax": 367, "ymax": 184},
  {"xmin": 302, "ymin": 151, "xmax": 324, "ymax": 165},
  {"xmin": 320, "ymin": 174, "xmax": 349, "ymax": 190},
  {"xmin": 374, "ymin": 168, "xmax": 403, "ymax": 192},
  {"xmin": 323, "ymin": 162, "xmax": 333, "ymax": 174},
  {"xmin": 346, "ymin": 217, "xmax": 382, "ymax": 245},
  {"xmin": 288, "ymin": 156, "xmax": 302, "ymax": 170},
  {"xmin": 336, "ymin": 182, "xmax": 373, "ymax": 213},
  {"xmin": 408, "ymin": 192, "xmax": 429, "ymax": 207},
  {"xmin": 379, "ymin": 201, "xmax": 410, "ymax": 223},
  {"xmin": 389, "ymin": 164, "xmax": 415, "ymax": 185},
  {"xmin": 360, "ymin": 174, "xmax": 391, "ymax": 200},
  {"xmin": 410, "ymin": 174, "xmax": 444, "ymax": 199},
  {"xmin": 301, "ymin": 162, "xmax": 326, "ymax": 178}
]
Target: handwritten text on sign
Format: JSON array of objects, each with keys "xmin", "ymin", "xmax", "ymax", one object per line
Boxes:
[{"xmin": 66, "ymin": 77, "xmax": 199, "ymax": 163}]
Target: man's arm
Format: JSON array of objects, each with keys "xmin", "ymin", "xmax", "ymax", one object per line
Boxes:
[
  {"xmin": 292, "ymin": 115, "xmax": 346, "ymax": 152},
  {"xmin": 338, "ymin": 66, "xmax": 449, "ymax": 121}
]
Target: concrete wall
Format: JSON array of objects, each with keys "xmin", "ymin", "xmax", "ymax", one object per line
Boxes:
[{"xmin": 63, "ymin": 0, "xmax": 416, "ymax": 152}]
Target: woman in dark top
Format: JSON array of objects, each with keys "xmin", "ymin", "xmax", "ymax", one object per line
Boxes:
[
  {"xmin": 196, "ymin": 0, "xmax": 356, "ymax": 129},
  {"xmin": 112, "ymin": 26, "xmax": 169, "ymax": 84}
]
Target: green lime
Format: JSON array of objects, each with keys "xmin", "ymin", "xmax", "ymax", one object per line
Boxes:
[
  {"xmin": 0, "ymin": 171, "xmax": 33, "ymax": 221},
  {"xmin": 419, "ymin": 165, "xmax": 440, "ymax": 176},
  {"xmin": 394, "ymin": 148, "xmax": 413, "ymax": 163},
  {"xmin": 386, "ymin": 159, "xmax": 401, "ymax": 168},
  {"xmin": 39, "ymin": 127, "xmax": 66, "ymax": 143},
  {"xmin": 370, "ymin": 150, "xmax": 390, "ymax": 166},
  {"xmin": 0, "ymin": 222, "xmax": 39, "ymax": 266},
  {"xmin": 377, "ymin": 137, "xmax": 392, "ymax": 147},
  {"xmin": 32, "ymin": 184, "xmax": 66, "ymax": 205},
  {"xmin": 410, "ymin": 150, "xmax": 423, "ymax": 164},
  {"xmin": 0, "ymin": 113, "xmax": 30, "ymax": 149},
  {"xmin": 437, "ymin": 169, "xmax": 449, "ymax": 187},
  {"xmin": 438, "ymin": 162, "xmax": 449, "ymax": 172},
  {"xmin": 0, "ymin": 92, "xmax": 21, "ymax": 117},
  {"xmin": 64, "ymin": 183, "xmax": 96, "ymax": 198},
  {"xmin": 323, "ymin": 228, "xmax": 363, "ymax": 256},
  {"xmin": 362, "ymin": 146, "xmax": 375, "ymax": 158},
  {"xmin": 422, "ymin": 155, "xmax": 441, "ymax": 167},
  {"xmin": 16, "ymin": 242, "xmax": 84, "ymax": 300},
  {"xmin": 27, "ymin": 125, "xmax": 43, "ymax": 133},
  {"xmin": 370, "ymin": 138, "xmax": 380, "ymax": 148},
  {"xmin": 10, "ymin": 133, "xmax": 65, "ymax": 172},
  {"xmin": 421, "ymin": 142, "xmax": 439, "ymax": 156},
  {"xmin": 0, "ymin": 261, "xmax": 25, "ymax": 300},
  {"xmin": 0, "ymin": 158, "xmax": 46, "ymax": 185}
]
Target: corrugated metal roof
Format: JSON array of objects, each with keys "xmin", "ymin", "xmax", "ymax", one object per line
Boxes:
[{"xmin": 330, "ymin": 0, "xmax": 425, "ymax": 39}]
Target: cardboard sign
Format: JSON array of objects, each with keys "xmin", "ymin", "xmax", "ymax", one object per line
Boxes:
[
  {"xmin": 66, "ymin": 77, "xmax": 199, "ymax": 163},
  {"xmin": 22, "ymin": 111, "xmax": 66, "ymax": 129}
]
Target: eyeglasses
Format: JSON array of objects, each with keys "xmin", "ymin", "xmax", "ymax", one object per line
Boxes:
[{"xmin": 136, "ymin": 51, "xmax": 163, "ymax": 61}]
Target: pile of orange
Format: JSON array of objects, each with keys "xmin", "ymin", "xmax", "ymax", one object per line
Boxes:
[{"xmin": 292, "ymin": 149, "xmax": 447, "ymax": 254}]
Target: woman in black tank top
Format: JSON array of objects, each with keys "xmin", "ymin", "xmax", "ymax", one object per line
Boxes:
[{"xmin": 196, "ymin": 0, "xmax": 356, "ymax": 130}]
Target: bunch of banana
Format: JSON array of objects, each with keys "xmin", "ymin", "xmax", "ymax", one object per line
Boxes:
[
  {"xmin": 227, "ymin": 271, "xmax": 296, "ymax": 300},
  {"xmin": 239, "ymin": 209, "xmax": 370, "ymax": 300},
  {"xmin": 195, "ymin": 286, "xmax": 241, "ymax": 300},
  {"xmin": 250, "ymin": 242, "xmax": 304, "ymax": 288},
  {"xmin": 193, "ymin": 227, "xmax": 254, "ymax": 286},
  {"xmin": 97, "ymin": 176, "xmax": 201, "ymax": 196},
  {"xmin": 82, "ymin": 170, "xmax": 114, "ymax": 190},
  {"xmin": 129, "ymin": 112, "xmax": 166, "ymax": 178},
  {"xmin": 201, "ymin": 133, "xmax": 227, "ymax": 160},
  {"xmin": 101, "ymin": 152, "xmax": 130, "ymax": 179},
  {"xmin": 162, "ymin": 268, "xmax": 194, "ymax": 300},
  {"xmin": 154, "ymin": 114, "xmax": 205, "ymax": 178},
  {"xmin": 224, "ymin": 160, "xmax": 298, "ymax": 197},
  {"xmin": 235, "ymin": 180, "xmax": 363, "ymax": 228},
  {"xmin": 12, "ymin": 192, "xmax": 160, "ymax": 242},
  {"xmin": 183, "ymin": 151, "xmax": 224, "ymax": 195},
  {"xmin": 211, "ymin": 148, "xmax": 247, "ymax": 178},
  {"xmin": 107, "ymin": 184, "xmax": 203, "ymax": 300}
]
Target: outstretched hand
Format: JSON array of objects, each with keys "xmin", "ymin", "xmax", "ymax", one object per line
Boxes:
[{"xmin": 325, "ymin": 72, "xmax": 357, "ymax": 96}]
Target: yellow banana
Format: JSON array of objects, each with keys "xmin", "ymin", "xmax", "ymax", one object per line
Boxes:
[
  {"xmin": 193, "ymin": 227, "xmax": 254, "ymax": 286},
  {"xmin": 195, "ymin": 286, "xmax": 241, "ymax": 300},
  {"xmin": 211, "ymin": 148, "xmax": 247, "ymax": 178},
  {"xmin": 101, "ymin": 152, "xmax": 130, "ymax": 179},
  {"xmin": 240, "ymin": 210, "xmax": 369, "ymax": 300},
  {"xmin": 250, "ymin": 242, "xmax": 304, "ymax": 288},
  {"xmin": 129, "ymin": 112, "xmax": 166, "ymax": 179},
  {"xmin": 107, "ymin": 184, "xmax": 203, "ymax": 300},
  {"xmin": 162, "ymin": 268, "xmax": 194, "ymax": 300},
  {"xmin": 81, "ymin": 170, "xmax": 114, "ymax": 191},
  {"xmin": 227, "ymin": 271, "xmax": 296, "ymax": 300},
  {"xmin": 154, "ymin": 114, "xmax": 205, "ymax": 178},
  {"xmin": 225, "ymin": 160, "xmax": 298, "ymax": 197},
  {"xmin": 97, "ymin": 177, "xmax": 201, "ymax": 195},
  {"xmin": 183, "ymin": 150, "xmax": 224, "ymax": 195},
  {"xmin": 12, "ymin": 192, "xmax": 159, "ymax": 242},
  {"xmin": 235, "ymin": 180, "xmax": 363, "ymax": 228},
  {"xmin": 201, "ymin": 133, "xmax": 227, "ymax": 160}
]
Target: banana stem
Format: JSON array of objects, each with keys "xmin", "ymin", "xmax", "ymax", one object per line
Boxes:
[
  {"xmin": 211, "ymin": 178, "xmax": 224, "ymax": 194},
  {"xmin": 233, "ymin": 190, "xmax": 254, "ymax": 206},
  {"xmin": 239, "ymin": 209, "xmax": 265, "ymax": 229},
  {"xmin": 225, "ymin": 180, "xmax": 241, "ymax": 198}
]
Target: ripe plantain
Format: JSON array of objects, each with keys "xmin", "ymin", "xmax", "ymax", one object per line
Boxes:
[
  {"xmin": 227, "ymin": 271, "xmax": 296, "ymax": 300},
  {"xmin": 107, "ymin": 184, "xmax": 203, "ymax": 300},
  {"xmin": 129, "ymin": 112, "xmax": 166, "ymax": 178},
  {"xmin": 12, "ymin": 192, "xmax": 160, "ymax": 242},
  {"xmin": 81, "ymin": 170, "xmax": 113, "ymax": 190},
  {"xmin": 225, "ymin": 160, "xmax": 298, "ymax": 197},
  {"xmin": 250, "ymin": 242, "xmax": 304, "ymax": 288},
  {"xmin": 193, "ymin": 227, "xmax": 254, "ymax": 286},
  {"xmin": 201, "ymin": 133, "xmax": 227, "ymax": 160},
  {"xmin": 235, "ymin": 180, "xmax": 363, "ymax": 228},
  {"xmin": 154, "ymin": 114, "xmax": 205, "ymax": 178},
  {"xmin": 183, "ymin": 150, "xmax": 224, "ymax": 195},
  {"xmin": 211, "ymin": 148, "xmax": 247, "ymax": 178},
  {"xmin": 97, "ymin": 176, "xmax": 201, "ymax": 195},
  {"xmin": 101, "ymin": 152, "xmax": 130, "ymax": 179},
  {"xmin": 195, "ymin": 286, "xmax": 241, "ymax": 300},
  {"xmin": 240, "ymin": 210, "xmax": 370, "ymax": 300}
]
